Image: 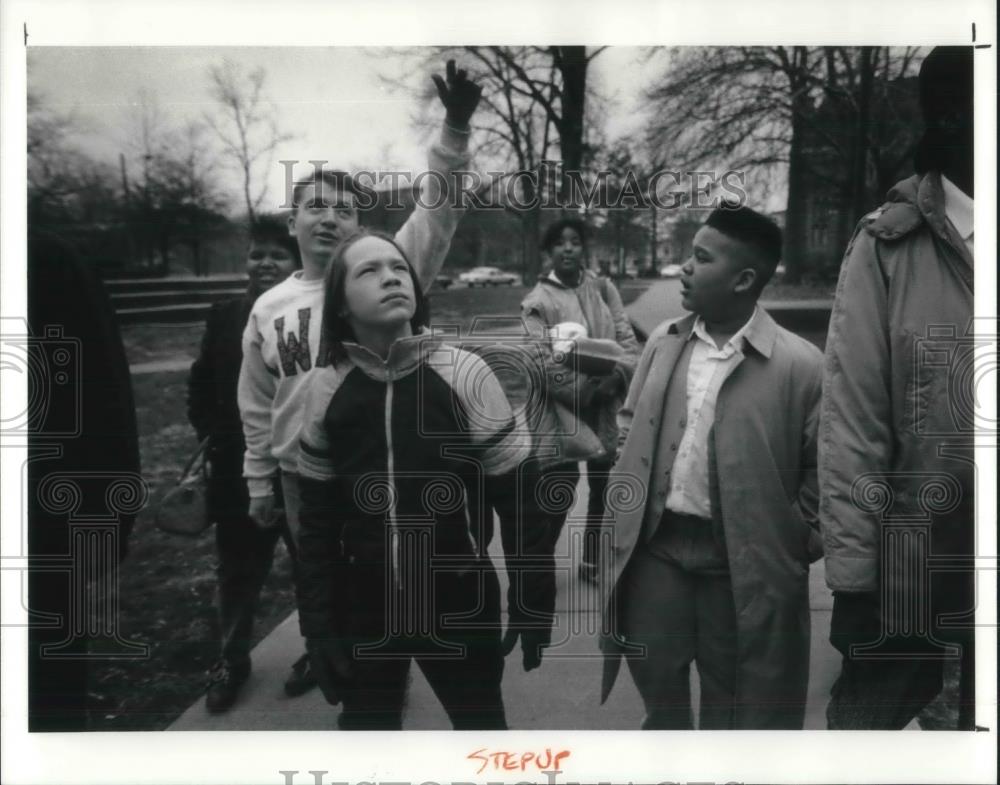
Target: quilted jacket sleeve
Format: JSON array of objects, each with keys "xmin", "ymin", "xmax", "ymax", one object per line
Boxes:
[{"xmin": 819, "ymin": 228, "xmax": 893, "ymax": 592}]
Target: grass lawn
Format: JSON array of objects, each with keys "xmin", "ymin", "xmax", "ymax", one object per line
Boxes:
[
  {"xmin": 120, "ymin": 322, "xmax": 205, "ymax": 365},
  {"xmin": 86, "ymin": 370, "xmax": 296, "ymax": 730}
]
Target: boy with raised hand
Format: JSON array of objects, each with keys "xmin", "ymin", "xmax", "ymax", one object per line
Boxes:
[
  {"xmin": 237, "ymin": 59, "xmax": 481, "ymax": 696},
  {"xmin": 601, "ymin": 205, "xmax": 825, "ymax": 729}
]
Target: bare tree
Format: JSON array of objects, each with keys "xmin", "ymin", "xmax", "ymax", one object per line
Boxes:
[
  {"xmin": 205, "ymin": 60, "xmax": 293, "ymax": 225},
  {"xmin": 122, "ymin": 89, "xmax": 173, "ymax": 269},
  {"xmin": 154, "ymin": 121, "xmax": 229, "ymax": 275},
  {"xmin": 28, "ymin": 93, "xmax": 123, "ymax": 243},
  {"xmin": 121, "ymin": 91, "xmax": 230, "ymax": 274},
  {"xmin": 646, "ymin": 46, "xmax": 924, "ymax": 280},
  {"xmin": 28, "ymin": 94, "xmax": 109, "ymax": 216}
]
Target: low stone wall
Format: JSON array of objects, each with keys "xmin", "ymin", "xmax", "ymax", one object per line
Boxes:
[{"xmin": 109, "ymin": 276, "xmax": 247, "ymax": 324}]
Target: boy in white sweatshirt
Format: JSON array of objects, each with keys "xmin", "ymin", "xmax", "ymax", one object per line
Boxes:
[{"xmin": 237, "ymin": 60, "xmax": 482, "ymax": 695}]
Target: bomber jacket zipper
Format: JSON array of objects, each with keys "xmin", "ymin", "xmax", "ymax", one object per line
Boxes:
[{"xmin": 384, "ymin": 375, "xmax": 400, "ymax": 587}]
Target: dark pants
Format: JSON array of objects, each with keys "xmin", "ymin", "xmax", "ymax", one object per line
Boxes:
[
  {"xmin": 536, "ymin": 461, "xmax": 581, "ymax": 552},
  {"xmin": 582, "ymin": 458, "xmax": 613, "ymax": 565},
  {"xmin": 536, "ymin": 458, "xmax": 613, "ymax": 563},
  {"xmin": 28, "ymin": 565, "xmax": 89, "ymax": 731},
  {"xmin": 482, "ymin": 459, "xmax": 571, "ymax": 639},
  {"xmin": 621, "ymin": 511, "xmax": 738, "ymax": 730},
  {"xmin": 335, "ymin": 554, "xmax": 506, "ymax": 730},
  {"xmin": 215, "ymin": 514, "xmax": 296, "ymax": 667}
]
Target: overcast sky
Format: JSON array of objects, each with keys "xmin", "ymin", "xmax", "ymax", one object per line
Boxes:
[{"xmin": 27, "ymin": 46, "xmax": 661, "ymax": 215}]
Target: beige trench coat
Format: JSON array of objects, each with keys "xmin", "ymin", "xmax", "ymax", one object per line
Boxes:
[{"xmin": 600, "ymin": 309, "xmax": 825, "ymax": 729}]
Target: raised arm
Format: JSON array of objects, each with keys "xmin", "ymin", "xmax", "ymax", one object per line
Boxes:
[{"xmin": 396, "ymin": 60, "xmax": 482, "ymax": 292}]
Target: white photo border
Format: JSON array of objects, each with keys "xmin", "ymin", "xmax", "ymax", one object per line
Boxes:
[{"xmin": 1, "ymin": 1, "xmax": 996, "ymax": 783}]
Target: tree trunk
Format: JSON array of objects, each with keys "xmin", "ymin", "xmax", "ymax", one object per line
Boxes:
[
  {"xmin": 192, "ymin": 240, "xmax": 203, "ymax": 277},
  {"xmin": 850, "ymin": 47, "xmax": 875, "ymax": 226},
  {"xmin": 783, "ymin": 91, "xmax": 811, "ymax": 284},
  {"xmin": 158, "ymin": 232, "xmax": 170, "ymax": 276},
  {"xmin": 243, "ymin": 163, "xmax": 256, "ymax": 227},
  {"xmin": 519, "ymin": 168, "xmax": 542, "ymax": 285},
  {"xmin": 556, "ymin": 46, "xmax": 588, "ymax": 204},
  {"xmin": 615, "ymin": 220, "xmax": 624, "ymax": 276},
  {"xmin": 521, "ymin": 207, "xmax": 541, "ymax": 285},
  {"xmin": 649, "ymin": 205, "xmax": 658, "ymax": 272}
]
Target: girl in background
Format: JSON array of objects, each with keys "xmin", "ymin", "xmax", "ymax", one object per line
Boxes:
[{"xmin": 521, "ymin": 218, "xmax": 639, "ymax": 581}]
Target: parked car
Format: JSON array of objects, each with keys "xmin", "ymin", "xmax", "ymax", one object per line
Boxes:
[
  {"xmin": 434, "ymin": 274, "xmax": 453, "ymax": 289},
  {"xmin": 775, "ymin": 263, "xmax": 787, "ymax": 276},
  {"xmin": 659, "ymin": 264, "xmax": 683, "ymax": 278},
  {"xmin": 458, "ymin": 266, "xmax": 519, "ymax": 287}
]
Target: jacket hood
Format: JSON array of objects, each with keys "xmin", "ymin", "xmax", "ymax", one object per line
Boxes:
[
  {"xmin": 884, "ymin": 173, "xmax": 922, "ymax": 207},
  {"xmin": 868, "ymin": 172, "xmax": 960, "ymax": 248},
  {"xmin": 340, "ymin": 328, "xmax": 445, "ymax": 382},
  {"xmin": 865, "ymin": 174, "xmax": 923, "ymax": 240}
]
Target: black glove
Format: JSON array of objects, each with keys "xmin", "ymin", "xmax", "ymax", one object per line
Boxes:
[
  {"xmin": 590, "ymin": 371, "xmax": 625, "ymax": 404},
  {"xmin": 306, "ymin": 637, "xmax": 354, "ymax": 706},
  {"xmin": 501, "ymin": 625, "xmax": 550, "ymax": 672},
  {"xmin": 829, "ymin": 590, "xmax": 881, "ymax": 657},
  {"xmin": 431, "ymin": 59, "xmax": 483, "ymax": 129},
  {"xmin": 577, "ymin": 376, "xmax": 603, "ymax": 410}
]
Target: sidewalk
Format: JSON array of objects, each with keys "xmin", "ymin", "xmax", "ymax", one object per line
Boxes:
[{"xmin": 170, "ymin": 474, "xmax": 845, "ymax": 731}]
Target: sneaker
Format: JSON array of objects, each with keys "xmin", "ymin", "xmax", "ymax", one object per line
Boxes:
[
  {"xmin": 205, "ymin": 659, "xmax": 250, "ymax": 714},
  {"xmin": 284, "ymin": 651, "xmax": 317, "ymax": 697},
  {"xmin": 578, "ymin": 561, "xmax": 599, "ymax": 584}
]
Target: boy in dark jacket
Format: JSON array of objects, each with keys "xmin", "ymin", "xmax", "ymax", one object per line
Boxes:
[
  {"xmin": 27, "ymin": 228, "xmax": 142, "ymax": 731},
  {"xmin": 820, "ymin": 46, "xmax": 976, "ymax": 730},
  {"xmin": 187, "ymin": 216, "xmax": 303, "ymax": 713}
]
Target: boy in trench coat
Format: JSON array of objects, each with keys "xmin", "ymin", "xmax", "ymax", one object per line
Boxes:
[{"xmin": 600, "ymin": 205, "xmax": 825, "ymax": 729}]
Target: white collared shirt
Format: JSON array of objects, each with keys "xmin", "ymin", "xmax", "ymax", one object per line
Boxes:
[
  {"xmin": 941, "ymin": 174, "xmax": 974, "ymax": 257},
  {"xmin": 665, "ymin": 307, "xmax": 758, "ymax": 518}
]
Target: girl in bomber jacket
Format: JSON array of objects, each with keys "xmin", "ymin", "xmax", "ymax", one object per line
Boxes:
[{"xmin": 295, "ymin": 230, "xmax": 529, "ymax": 729}]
